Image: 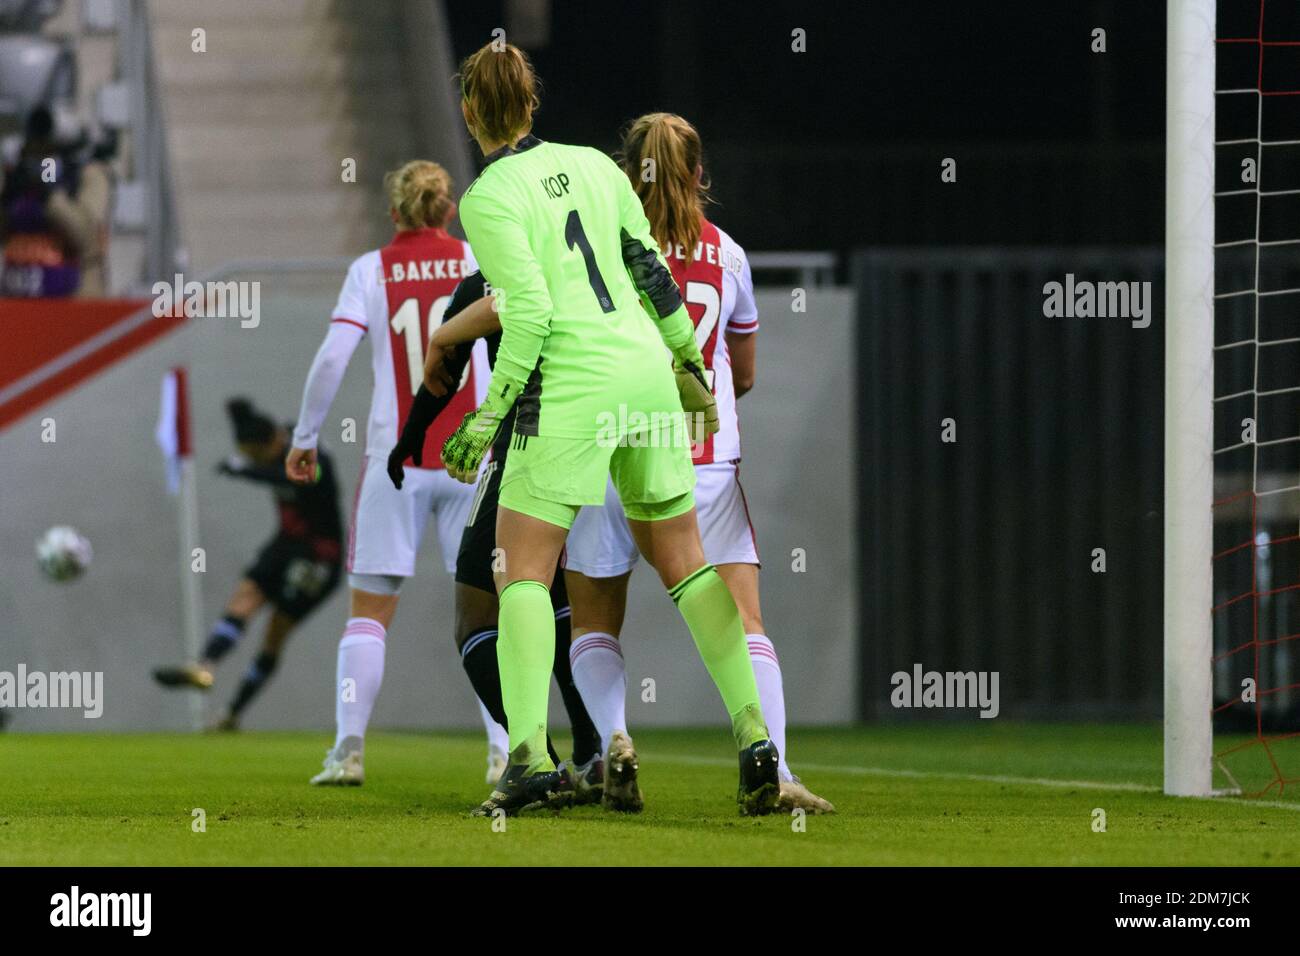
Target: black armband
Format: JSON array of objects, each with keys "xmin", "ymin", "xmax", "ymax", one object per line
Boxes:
[{"xmin": 620, "ymin": 228, "xmax": 683, "ymax": 318}]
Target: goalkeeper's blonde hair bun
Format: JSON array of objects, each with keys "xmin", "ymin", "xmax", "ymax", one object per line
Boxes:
[{"xmin": 458, "ymin": 41, "xmax": 540, "ymax": 147}]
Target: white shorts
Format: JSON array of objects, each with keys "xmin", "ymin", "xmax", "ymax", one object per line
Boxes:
[
  {"xmin": 564, "ymin": 461, "xmax": 759, "ymax": 578},
  {"xmin": 347, "ymin": 455, "xmax": 478, "ymax": 578}
]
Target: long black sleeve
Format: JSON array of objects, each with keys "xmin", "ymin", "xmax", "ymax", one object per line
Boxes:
[
  {"xmin": 401, "ymin": 372, "xmax": 462, "ymax": 440},
  {"xmin": 395, "ymin": 270, "xmax": 495, "ymax": 445}
]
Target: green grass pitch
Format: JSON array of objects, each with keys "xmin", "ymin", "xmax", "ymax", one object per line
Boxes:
[{"xmin": 1, "ymin": 723, "xmax": 1295, "ymax": 866}]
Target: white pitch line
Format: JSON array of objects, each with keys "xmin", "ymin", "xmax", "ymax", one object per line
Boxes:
[
  {"xmin": 646, "ymin": 753, "xmax": 1300, "ymax": 811},
  {"xmin": 1212, "ymin": 796, "xmax": 1300, "ymax": 813},
  {"xmin": 647, "ymin": 752, "xmax": 1156, "ymax": 792}
]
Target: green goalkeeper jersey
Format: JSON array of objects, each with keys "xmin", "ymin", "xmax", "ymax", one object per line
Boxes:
[{"xmin": 459, "ymin": 135, "xmax": 701, "ymax": 439}]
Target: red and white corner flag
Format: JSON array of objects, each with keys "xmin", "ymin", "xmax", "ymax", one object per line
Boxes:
[
  {"xmin": 155, "ymin": 366, "xmax": 192, "ymax": 494},
  {"xmin": 155, "ymin": 364, "xmax": 205, "ymax": 729}
]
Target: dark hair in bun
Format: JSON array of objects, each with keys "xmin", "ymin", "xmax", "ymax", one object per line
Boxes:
[{"xmin": 226, "ymin": 397, "xmax": 274, "ymax": 445}]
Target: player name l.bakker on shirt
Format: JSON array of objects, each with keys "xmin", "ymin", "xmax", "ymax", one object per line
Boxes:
[
  {"xmin": 329, "ymin": 226, "xmax": 487, "ymax": 469},
  {"xmin": 378, "ymin": 255, "xmax": 474, "ymax": 284},
  {"xmin": 459, "ymin": 135, "xmax": 694, "ymax": 440}
]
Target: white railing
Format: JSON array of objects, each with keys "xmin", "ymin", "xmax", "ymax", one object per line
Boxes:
[
  {"xmin": 748, "ymin": 250, "xmax": 837, "ymax": 288},
  {"xmin": 116, "ymin": 0, "xmax": 179, "ymax": 291}
]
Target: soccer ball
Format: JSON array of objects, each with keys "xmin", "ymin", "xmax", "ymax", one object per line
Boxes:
[{"xmin": 36, "ymin": 526, "xmax": 93, "ymax": 582}]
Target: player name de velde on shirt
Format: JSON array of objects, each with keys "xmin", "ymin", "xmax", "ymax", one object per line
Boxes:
[
  {"xmin": 377, "ymin": 256, "xmax": 474, "ymax": 284},
  {"xmin": 664, "ymin": 239, "xmax": 743, "ymax": 275}
]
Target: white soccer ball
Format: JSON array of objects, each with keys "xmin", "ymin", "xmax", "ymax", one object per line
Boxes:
[{"xmin": 36, "ymin": 526, "xmax": 93, "ymax": 582}]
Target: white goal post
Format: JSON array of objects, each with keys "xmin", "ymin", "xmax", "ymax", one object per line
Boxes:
[{"xmin": 1164, "ymin": 0, "xmax": 1216, "ymax": 797}]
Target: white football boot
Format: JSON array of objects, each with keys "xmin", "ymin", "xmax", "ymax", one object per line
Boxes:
[
  {"xmin": 777, "ymin": 776, "xmax": 835, "ymax": 814},
  {"xmin": 309, "ymin": 747, "xmax": 364, "ymax": 786},
  {"xmin": 569, "ymin": 753, "xmax": 605, "ymax": 806}
]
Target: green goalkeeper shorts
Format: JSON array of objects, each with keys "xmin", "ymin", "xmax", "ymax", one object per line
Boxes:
[{"xmin": 497, "ymin": 417, "xmax": 697, "ymax": 530}]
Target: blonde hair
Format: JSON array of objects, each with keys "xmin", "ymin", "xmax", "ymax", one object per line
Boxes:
[
  {"xmin": 384, "ymin": 160, "xmax": 455, "ymax": 230},
  {"xmin": 458, "ymin": 41, "xmax": 539, "ymax": 146},
  {"xmin": 619, "ymin": 112, "xmax": 710, "ymax": 264}
]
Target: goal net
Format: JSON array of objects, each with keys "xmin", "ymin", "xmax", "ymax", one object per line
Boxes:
[{"xmin": 1168, "ymin": 0, "xmax": 1300, "ymax": 797}]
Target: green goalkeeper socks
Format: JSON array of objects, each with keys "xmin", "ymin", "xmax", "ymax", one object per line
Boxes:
[
  {"xmin": 497, "ymin": 580, "xmax": 556, "ymax": 773},
  {"xmin": 670, "ymin": 565, "xmax": 769, "ymax": 750}
]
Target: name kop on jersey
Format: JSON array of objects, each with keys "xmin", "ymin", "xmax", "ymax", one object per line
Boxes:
[
  {"xmin": 380, "ymin": 258, "xmax": 471, "ymax": 284},
  {"xmin": 541, "ymin": 171, "xmax": 571, "ymax": 199},
  {"xmin": 665, "ymin": 239, "xmax": 742, "ymax": 275}
]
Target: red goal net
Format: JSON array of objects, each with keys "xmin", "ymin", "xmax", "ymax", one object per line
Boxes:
[{"xmin": 1211, "ymin": 0, "xmax": 1300, "ymax": 797}]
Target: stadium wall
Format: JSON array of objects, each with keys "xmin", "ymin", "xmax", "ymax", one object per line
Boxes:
[
  {"xmin": 856, "ymin": 248, "xmax": 1165, "ymax": 719},
  {"xmin": 0, "ymin": 279, "xmax": 856, "ymax": 733}
]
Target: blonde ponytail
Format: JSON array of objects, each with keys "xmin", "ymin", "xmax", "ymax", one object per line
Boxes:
[
  {"xmin": 619, "ymin": 112, "xmax": 710, "ymax": 263},
  {"xmin": 458, "ymin": 41, "xmax": 540, "ymax": 146}
]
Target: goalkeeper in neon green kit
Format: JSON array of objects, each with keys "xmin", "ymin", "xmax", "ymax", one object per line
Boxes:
[{"xmin": 445, "ymin": 41, "xmax": 778, "ymax": 816}]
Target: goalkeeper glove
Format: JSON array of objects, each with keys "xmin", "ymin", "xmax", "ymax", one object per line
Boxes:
[
  {"xmin": 442, "ymin": 405, "xmax": 505, "ymax": 484},
  {"xmin": 670, "ymin": 343, "xmax": 719, "ymax": 444}
]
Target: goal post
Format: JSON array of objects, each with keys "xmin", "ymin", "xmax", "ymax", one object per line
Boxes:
[{"xmin": 1164, "ymin": 0, "xmax": 1216, "ymax": 797}]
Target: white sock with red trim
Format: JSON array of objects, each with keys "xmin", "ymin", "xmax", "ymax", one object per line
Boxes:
[
  {"xmin": 334, "ymin": 618, "xmax": 386, "ymax": 754},
  {"xmin": 747, "ymin": 633, "xmax": 792, "ymax": 782},
  {"xmin": 569, "ymin": 631, "xmax": 626, "ymax": 755}
]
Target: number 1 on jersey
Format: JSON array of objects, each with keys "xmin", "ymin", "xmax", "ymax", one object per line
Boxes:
[{"xmin": 565, "ymin": 209, "xmax": 616, "ymax": 313}]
